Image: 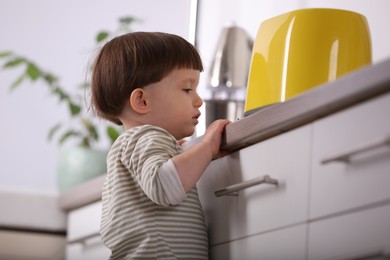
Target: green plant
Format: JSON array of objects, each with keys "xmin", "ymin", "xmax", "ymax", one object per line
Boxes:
[{"xmin": 0, "ymin": 16, "xmax": 138, "ymax": 148}]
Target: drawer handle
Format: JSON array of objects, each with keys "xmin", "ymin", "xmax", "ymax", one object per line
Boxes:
[
  {"xmin": 321, "ymin": 135, "xmax": 390, "ymax": 164},
  {"xmin": 214, "ymin": 175, "xmax": 278, "ymax": 197},
  {"xmin": 68, "ymin": 232, "xmax": 100, "ymax": 245}
]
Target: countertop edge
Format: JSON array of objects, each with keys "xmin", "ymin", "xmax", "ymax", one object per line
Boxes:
[
  {"xmin": 59, "ymin": 58, "xmax": 390, "ymax": 211},
  {"xmin": 0, "ymin": 190, "xmax": 67, "ymax": 232},
  {"xmin": 223, "ymin": 58, "xmax": 390, "ymax": 151},
  {"xmin": 58, "ymin": 174, "xmax": 105, "ymax": 211}
]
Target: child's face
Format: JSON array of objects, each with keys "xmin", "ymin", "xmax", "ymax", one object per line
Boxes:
[{"xmin": 144, "ymin": 68, "xmax": 203, "ymax": 140}]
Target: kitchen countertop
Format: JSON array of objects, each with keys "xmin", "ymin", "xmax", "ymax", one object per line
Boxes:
[
  {"xmin": 0, "ymin": 190, "xmax": 67, "ymax": 233},
  {"xmin": 59, "ymin": 57, "xmax": 390, "ymax": 212}
]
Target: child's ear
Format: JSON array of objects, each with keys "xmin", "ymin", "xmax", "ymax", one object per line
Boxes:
[{"xmin": 130, "ymin": 88, "xmax": 150, "ymax": 114}]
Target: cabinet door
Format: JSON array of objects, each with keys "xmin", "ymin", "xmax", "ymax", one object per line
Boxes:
[
  {"xmin": 0, "ymin": 230, "xmax": 65, "ymax": 260},
  {"xmin": 210, "ymin": 224, "xmax": 307, "ymax": 260},
  {"xmin": 308, "ymin": 203, "xmax": 390, "ymax": 260},
  {"xmin": 310, "ymin": 93, "xmax": 390, "ymax": 219},
  {"xmin": 66, "ymin": 201, "xmax": 110, "ymax": 260},
  {"xmin": 198, "ymin": 125, "xmax": 311, "ymax": 245},
  {"xmin": 67, "ymin": 242, "xmax": 110, "ymax": 260}
]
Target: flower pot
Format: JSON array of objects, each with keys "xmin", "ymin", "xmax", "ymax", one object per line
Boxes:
[{"xmin": 57, "ymin": 146, "xmax": 108, "ymax": 193}]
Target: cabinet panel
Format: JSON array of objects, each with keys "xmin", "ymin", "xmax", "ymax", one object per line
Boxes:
[
  {"xmin": 210, "ymin": 224, "xmax": 307, "ymax": 260},
  {"xmin": 0, "ymin": 230, "xmax": 65, "ymax": 260},
  {"xmin": 66, "ymin": 201, "xmax": 110, "ymax": 260},
  {"xmin": 67, "ymin": 240, "xmax": 110, "ymax": 260},
  {"xmin": 198, "ymin": 125, "xmax": 311, "ymax": 245},
  {"xmin": 311, "ymin": 93, "xmax": 390, "ymax": 219},
  {"xmin": 67, "ymin": 201, "xmax": 102, "ymax": 242},
  {"xmin": 308, "ymin": 203, "xmax": 390, "ymax": 260}
]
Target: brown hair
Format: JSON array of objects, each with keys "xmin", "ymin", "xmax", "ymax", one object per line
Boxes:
[{"xmin": 91, "ymin": 32, "xmax": 204, "ymax": 125}]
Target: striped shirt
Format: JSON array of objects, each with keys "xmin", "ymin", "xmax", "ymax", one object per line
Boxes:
[{"xmin": 100, "ymin": 125, "xmax": 209, "ymax": 259}]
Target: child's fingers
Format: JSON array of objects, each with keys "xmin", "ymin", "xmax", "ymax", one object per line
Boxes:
[{"xmin": 178, "ymin": 139, "xmax": 187, "ymax": 145}]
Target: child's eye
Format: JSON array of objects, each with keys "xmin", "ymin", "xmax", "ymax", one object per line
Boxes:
[{"xmin": 183, "ymin": 88, "xmax": 192, "ymax": 93}]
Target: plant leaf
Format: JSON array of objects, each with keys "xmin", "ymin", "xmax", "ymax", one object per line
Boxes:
[
  {"xmin": 3, "ymin": 57, "xmax": 25, "ymax": 68},
  {"xmin": 47, "ymin": 123, "xmax": 62, "ymax": 141},
  {"xmin": 43, "ymin": 73, "xmax": 58, "ymax": 85},
  {"xmin": 10, "ymin": 74, "xmax": 26, "ymax": 90},
  {"xmin": 0, "ymin": 51, "xmax": 13, "ymax": 58},
  {"xmin": 81, "ymin": 137, "xmax": 91, "ymax": 148},
  {"xmin": 26, "ymin": 62, "xmax": 41, "ymax": 80},
  {"xmin": 59, "ymin": 130, "xmax": 81, "ymax": 145},
  {"xmin": 107, "ymin": 126, "xmax": 120, "ymax": 144},
  {"xmin": 69, "ymin": 102, "xmax": 81, "ymax": 116},
  {"xmin": 119, "ymin": 16, "xmax": 136, "ymax": 25},
  {"xmin": 96, "ymin": 31, "xmax": 109, "ymax": 43},
  {"xmin": 81, "ymin": 119, "xmax": 98, "ymax": 141},
  {"xmin": 52, "ymin": 87, "xmax": 69, "ymax": 100}
]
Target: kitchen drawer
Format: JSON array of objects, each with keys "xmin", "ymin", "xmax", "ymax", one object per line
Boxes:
[
  {"xmin": 308, "ymin": 202, "xmax": 390, "ymax": 260},
  {"xmin": 67, "ymin": 240, "xmax": 110, "ymax": 260},
  {"xmin": 210, "ymin": 224, "xmax": 307, "ymax": 260},
  {"xmin": 67, "ymin": 201, "xmax": 102, "ymax": 243},
  {"xmin": 0, "ymin": 230, "xmax": 65, "ymax": 260},
  {"xmin": 310, "ymin": 93, "xmax": 390, "ymax": 219},
  {"xmin": 66, "ymin": 201, "xmax": 110, "ymax": 260},
  {"xmin": 198, "ymin": 125, "xmax": 311, "ymax": 245}
]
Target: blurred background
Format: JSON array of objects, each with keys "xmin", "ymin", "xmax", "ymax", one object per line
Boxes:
[
  {"xmin": 0, "ymin": 0, "xmax": 390, "ymax": 197},
  {"xmin": 1, "ymin": 0, "xmax": 390, "ymax": 259}
]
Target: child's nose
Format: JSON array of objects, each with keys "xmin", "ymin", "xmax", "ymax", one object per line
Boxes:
[{"xmin": 194, "ymin": 93, "xmax": 203, "ymax": 107}]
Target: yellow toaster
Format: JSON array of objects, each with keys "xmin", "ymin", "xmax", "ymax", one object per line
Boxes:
[{"xmin": 244, "ymin": 8, "xmax": 372, "ymax": 115}]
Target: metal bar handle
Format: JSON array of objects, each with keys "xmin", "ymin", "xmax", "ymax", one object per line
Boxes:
[
  {"xmin": 68, "ymin": 232, "xmax": 100, "ymax": 245},
  {"xmin": 215, "ymin": 175, "xmax": 278, "ymax": 197},
  {"xmin": 321, "ymin": 135, "xmax": 390, "ymax": 164}
]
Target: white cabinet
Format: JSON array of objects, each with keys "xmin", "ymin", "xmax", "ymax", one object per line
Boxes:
[
  {"xmin": 310, "ymin": 92, "xmax": 390, "ymax": 219},
  {"xmin": 211, "ymin": 224, "xmax": 307, "ymax": 260},
  {"xmin": 198, "ymin": 125, "xmax": 311, "ymax": 250},
  {"xmin": 66, "ymin": 201, "xmax": 110, "ymax": 260},
  {"xmin": 0, "ymin": 230, "xmax": 66, "ymax": 260},
  {"xmin": 308, "ymin": 203, "xmax": 390, "ymax": 260},
  {"xmin": 198, "ymin": 92, "xmax": 390, "ymax": 259}
]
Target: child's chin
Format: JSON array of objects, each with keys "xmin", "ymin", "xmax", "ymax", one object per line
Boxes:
[{"xmin": 183, "ymin": 129, "xmax": 195, "ymax": 139}]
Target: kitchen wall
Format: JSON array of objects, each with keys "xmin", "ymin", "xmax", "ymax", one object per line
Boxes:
[
  {"xmin": 0, "ymin": 0, "xmax": 194, "ymax": 195},
  {"xmin": 1, "ymin": 0, "xmax": 390, "ymax": 195}
]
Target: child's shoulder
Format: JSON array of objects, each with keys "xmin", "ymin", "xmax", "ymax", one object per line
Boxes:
[
  {"xmin": 118, "ymin": 125, "xmax": 176, "ymax": 145},
  {"xmin": 128, "ymin": 125, "xmax": 172, "ymax": 137},
  {"xmin": 109, "ymin": 125, "xmax": 181, "ymax": 161}
]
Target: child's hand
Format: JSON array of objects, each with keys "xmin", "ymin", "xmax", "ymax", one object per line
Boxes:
[
  {"xmin": 202, "ymin": 119, "xmax": 230, "ymax": 159},
  {"xmin": 177, "ymin": 139, "xmax": 187, "ymax": 146}
]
